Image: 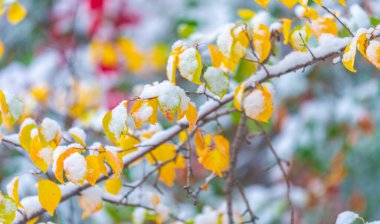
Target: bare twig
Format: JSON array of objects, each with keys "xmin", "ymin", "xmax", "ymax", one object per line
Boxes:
[{"xmin": 321, "ymin": 5, "xmax": 354, "ymax": 37}]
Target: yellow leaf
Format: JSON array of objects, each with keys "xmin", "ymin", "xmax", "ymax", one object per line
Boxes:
[
  {"xmin": 208, "ymin": 45, "xmax": 223, "ymax": 68},
  {"xmin": 166, "ymin": 54, "xmax": 178, "ymax": 84},
  {"xmin": 179, "ymin": 130, "xmax": 187, "ymax": 143},
  {"xmin": 342, "ymin": 39, "xmax": 358, "ymax": 72},
  {"xmin": 78, "ymin": 187, "xmax": 102, "ymax": 219},
  {"xmin": 102, "ymin": 101, "xmax": 128, "ymax": 146},
  {"xmin": 196, "ymin": 135, "xmax": 230, "ymax": 176},
  {"xmin": 178, "ymin": 47, "xmax": 203, "ymax": 85},
  {"xmin": 7, "ymin": 2, "xmax": 27, "ymax": 25},
  {"xmin": 85, "ymin": 155, "xmax": 101, "ymax": 186},
  {"xmin": 130, "ymin": 99, "xmax": 158, "ymax": 129},
  {"xmin": 37, "ymin": 180, "xmax": 62, "ymax": 216},
  {"xmin": 237, "ymin": 9, "xmax": 255, "ymax": 20},
  {"xmin": 30, "ymin": 140, "xmax": 52, "ymax": 173},
  {"xmin": 146, "ymin": 144, "xmax": 185, "ymax": 186},
  {"xmin": 243, "ymin": 83, "xmax": 274, "ymax": 122},
  {"xmin": 278, "ymin": 0, "xmax": 297, "ymax": 8},
  {"xmin": 366, "ymin": 40, "xmax": 380, "ymax": 70},
  {"xmin": 311, "ymin": 17, "xmax": 338, "ymax": 39},
  {"xmin": 357, "ymin": 33, "xmax": 368, "ymax": 58},
  {"xmin": 337, "ymin": 0, "xmax": 346, "ymax": 6},
  {"xmin": 289, "ymin": 25, "xmax": 312, "ymax": 52},
  {"xmin": 230, "ymin": 29, "xmax": 249, "ymax": 70},
  {"xmin": 104, "ymin": 176, "xmax": 122, "ymax": 195},
  {"xmin": 313, "ymin": 0, "xmax": 322, "ymax": 6},
  {"xmin": 69, "ymin": 127, "xmax": 86, "ymax": 147},
  {"xmin": 19, "ymin": 119, "xmax": 37, "ymax": 152},
  {"xmin": 0, "ymin": 40, "xmax": 4, "ymax": 58},
  {"xmin": 253, "ymin": 24, "xmax": 271, "ymax": 62},
  {"xmin": 117, "ymin": 38, "xmax": 144, "ymax": 72},
  {"xmin": 6, "ymin": 177, "xmax": 21, "ymax": 207},
  {"xmin": 255, "ymin": 0, "xmax": 270, "ymax": 8},
  {"xmin": 185, "ymin": 102, "xmax": 198, "ymax": 131},
  {"xmin": 103, "ymin": 150, "xmax": 123, "ymax": 177},
  {"xmin": 54, "ymin": 147, "xmax": 81, "ymax": 184},
  {"xmin": 118, "ymin": 134, "xmax": 140, "ymax": 157},
  {"xmin": 234, "ymin": 84, "xmax": 246, "ymax": 111},
  {"xmin": 280, "ymin": 18, "xmax": 292, "ymax": 44}
]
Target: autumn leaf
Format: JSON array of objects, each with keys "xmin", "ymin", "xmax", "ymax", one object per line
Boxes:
[
  {"xmin": 311, "ymin": 17, "xmax": 338, "ymax": 39},
  {"xmin": 37, "ymin": 179, "xmax": 62, "ymax": 216},
  {"xmin": 104, "ymin": 176, "xmax": 122, "ymax": 195},
  {"xmin": 79, "ymin": 187, "xmax": 102, "ymax": 219},
  {"xmin": 0, "ymin": 195, "xmax": 17, "ymax": 223},
  {"xmin": 204, "ymin": 67, "xmax": 230, "ymax": 99},
  {"xmin": 253, "ymin": 24, "xmax": 271, "ymax": 62},
  {"xmin": 6, "ymin": 177, "xmax": 21, "ymax": 207},
  {"xmin": 289, "ymin": 25, "xmax": 312, "ymax": 52},
  {"xmin": 280, "ymin": 18, "xmax": 292, "ymax": 44},
  {"xmin": 146, "ymin": 144, "xmax": 185, "ymax": 186},
  {"xmin": 195, "ymin": 133, "xmax": 230, "ymax": 176},
  {"xmin": 255, "ymin": 0, "xmax": 270, "ymax": 8},
  {"xmin": 243, "ymin": 83, "xmax": 275, "ymax": 122},
  {"xmin": 69, "ymin": 127, "xmax": 86, "ymax": 147},
  {"xmin": 278, "ymin": 0, "xmax": 297, "ymax": 8},
  {"xmin": 85, "ymin": 155, "xmax": 102, "ymax": 186},
  {"xmin": 178, "ymin": 47, "xmax": 203, "ymax": 85},
  {"xmin": 53, "ymin": 147, "xmax": 81, "ymax": 184},
  {"xmin": 237, "ymin": 9, "xmax": 255, "ymax": 20},
  {"xmin": 130, "ymin": 98, "xmax": 158, "ymax": 129},
  {"xmin": 366, "ymin": 40, "xmax": 380, "ymax": 69},
  {"xmin": 102, "ymin": 101, "xmax": 128, "ymax": 145},
  {"xmin": 234, "ymin": 84, "xmax": 246, "ymax": 111},
  {"xmin": 7, "ymin": 2, "xmax": 27, "ymax": 25},
  {"xmin": 102, "ymin": 150, "xmax": 123, "ymax": 177}
]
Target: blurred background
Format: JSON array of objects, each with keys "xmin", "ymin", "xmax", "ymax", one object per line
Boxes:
[{"xmin": 0, "ymin": 0, "xmax": 380, "ymax": 223}]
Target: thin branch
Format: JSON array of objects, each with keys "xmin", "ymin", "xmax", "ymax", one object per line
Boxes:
[
  {"xmin": 321, "ymin": 5, "xmax": 354, "ymax": 37},
  {"xmin": 226, "ymin": 114, "xmax": 247, "ymax": 224},
  {"xmin": 255, "ymin": 121, "xmax": 294, "ymax": 224}
]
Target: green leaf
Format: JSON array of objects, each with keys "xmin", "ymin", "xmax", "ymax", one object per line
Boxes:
[
  {"xmin": 204, "ymin": 67, "xmax": 230, "ymax": 99},
  {"xmin": 370, "ymin": 17, "xmax": 380, "ymax": 26},
  {"xmin": 235, "ymin": 58, "xmax": 256, "ymax": 82}
]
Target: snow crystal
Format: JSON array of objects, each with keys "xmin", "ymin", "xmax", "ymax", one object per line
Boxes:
[
  {"xmin": 243, "ymin": 90, "xmax": 265, "ymax": 118},
  {"xmin": 4, "ymin": 91, "xmax": 23, "ymax": 120},
  {"xmin": 204, "ymin": 67, "xmax": 229, "ymax": 98},
  {"xmin": 69, "ymin": 127, "xmax": 86, "ymax": 144},
  {"xmin": 216, "ymin": 24, "xmax": 234, "ymax": 57},
  {"xmin": 134, "ymin": 103, "xmax": 153, "ymax": 123},
  {"xmin": 40, "ymin": 118, "xmax": 62, "ymax": 142},
  {"xmin": 350, "ymin": 4, "xmax": 370, "ymax": 28},
  {"xmin": 63, "ymin": 152, "xmax": 87, "ymax": 184},
  {"xmin": 157, "ymin": 81, "xmax": 180, "ymax": 111},
  {"xmin": 335, "ymin": 211, "xmax": 359, "ymax": 224},
  {"xmin": 109, "ymin": 101, "xmax": 128, "ymax": 140},
  {"xmin": 133, "ymin": 207, "xmax": 146, "ymax": 224},
  {"xmin": 178, "ymin": 48, "xmax": 199, "ymax": 79}
]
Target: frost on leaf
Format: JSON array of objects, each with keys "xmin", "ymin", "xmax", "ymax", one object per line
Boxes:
[
  {"xmin": 102, "ymin": 100, "xmax": 128, "ymax": 145},
  {"xmin": 204, "ymin": 67, "xmax": 230, "ymax": 99},
  {"xmin": 195, "ymin": 131, "xmax": 230, "ymax": 177},
  {"xmin": 79, "ymin": 187, "xmax": 102, "ymax": 219},
  {"xmin": 69, "ymin": 127, "xmax": 87, "ymax": 147},
  {"xmin": 178, "ymin": 47, "xmax": 203, "ymax": 85},
  {"xmin": 243, "ymin": 83, "xmax": 275, "ymax": 122},
  {"xmin": 342, "ymin": 30, "xmax": 367, "ymax": 73},
  {"xmin": 0, "ymin": 90, "xmax": 23, "ymax": 130}
]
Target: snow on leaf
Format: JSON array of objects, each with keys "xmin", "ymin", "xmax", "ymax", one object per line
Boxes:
[
  {"xmin": 157, "ymin": 81, "xmax": 181, "ymax": 121},
  {"xmin": 53, "ymin": 146, "xmax": 82, "ymax": 184},
  {"xmin": 234, "ymin": 84, "xmax": 246, "ymax": 111},
  {"xmin": 131, "ymin": 99, "xmax": 158, "ymax": 129},
  {"xmin": 104, "ymin": 176, "xmax": 122, "ymax": 195},
  {"xmin": 253, "ymin": 24, "xmax": 271, "ymax": 62},
  {"xmin": 19, "ymin": 118, "xmax": 37, "ymax": 152},
  {"xmin": 69, "ymin": 127, "xmax": 87, "ymax": 147},
  {"xmin": 196, "ymin": 133, "xmax": 230, "ymax": 177},
  {"xmin": 335, "ymin": 211, "xmax": 360, "ymax": 224},
  {"xmin": 289, "ymin": 25, "xmax": 312, "ymax": 52},
  {"xmin": 204, "ymin": 67, "xmax": 230, "ymax": 99},
  {"xmin": 311, "ymin": 17, "xmax": 338, "ymax": 39},
  {"xmin": 39, "ymin": 118, "xmax": 62, "ymax": 145},
  {"xmin": 7, "ymin": 2, "xmax": 27, "ymax": 25},
  {"xmin": 0, "ymin": 195, "xmax": 17, "ymax": 223},
  {"xmin": 37, "ymin": 179, "xmax": 62, "ymax": 216},
  {"xmin": 63, "ymin": 152, "xmax": 87, "ymax": 185},
  {"xmin": 243, "ymin": 83, "xmax": 274, "ymax": 122},
  {"xmin": 6, "ymin": 177, "xmax": 20, "ymax": 207},
  {"xmin": 79, "ymin": 187, "xmax": 102, "ymax": 219},
  {"xmin": 178, "ymin": 47, "xmax": 203, "ymax": 85},
  {"xmin": 102, "ymin": 100, "xmax": 128, "ymax": 145},
  {"xmin": 366, "ymin": 40, "xmax": 380, "ymax": 69}
]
